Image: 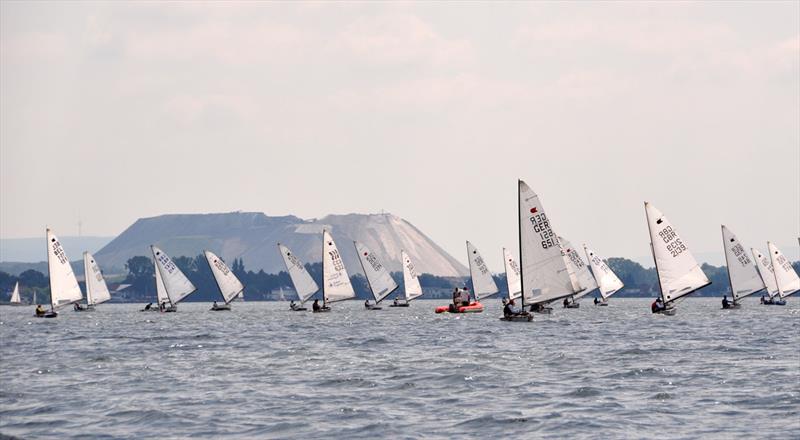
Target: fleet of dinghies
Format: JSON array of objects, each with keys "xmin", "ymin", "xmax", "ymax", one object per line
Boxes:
[{"xmin": 18, "ymin": 184, "xmax": 797, "ymax": 318}]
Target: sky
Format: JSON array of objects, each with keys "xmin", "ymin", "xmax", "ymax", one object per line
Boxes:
[{"xmin": 1, "ymin": 1, "xmax": 798, "ymax": 271}]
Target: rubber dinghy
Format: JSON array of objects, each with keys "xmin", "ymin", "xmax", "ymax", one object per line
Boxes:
[{"xmin": 435, "ymin": 241, "xmax": 498, "ymax": 314}]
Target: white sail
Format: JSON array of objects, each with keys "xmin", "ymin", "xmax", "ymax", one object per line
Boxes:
[
  {"xmin": 322, "ymin": 230, "xmax": 355, "ymax": 303},
  {"xmin": 354, "ymin": 241, "xmax": 398, "ymax": 303},
  {"xmin": 400, "ymin": 250, "xmax": 423, "ymax": 302},
  {"xmin": 46, "ymin": 228, "xmax": 83, "ymax": 309},
  {"xmin": 83, "ymin": 252, "xmax": 111, "ymax": 305},
  {"xmin": 151, "ymin": 246, "xmax": 196, "ymax": 305},
  {"xmin": 466, "ymin": 241, "xmax": 499, "ymax": 300},
  {"xmin": 645, "ymin": 203, "xmax": 710, "ymax": 303},
  {"xmin": 583, "ymin": 244, "xmax": 624, "ymax": 300},
  {"xmin": 559, "ymin": 237, "xmax": 598, "ymax": 301},
  {"xmin": 518, "ymin": 180, "xmax": 574, "ymax": 306},
  {"xmin": 154, "ymin": 259, "xmax": 170, "ymax": 304},
  {"xmin": 502, "ymin": 248, "xmax": 522, "ymax": 301},
  {"xmin": 10, "ymin": 282, "xmax": 21, "ymax": 304},
  {"xmin": 752, "ymin": 248, "xmax": 780, "ymax": 298},
  {"xmin": 277, "ymin": 243, "xmax": 319, "ymax": 304},
  {"xmin": 721, "ymin": 226, "xmax": 765, "ymax": 301},
  {"xmin": 768, "ymin": 242, "xmax": 800, "ymax": 298},
  {"xmin": 204, "ymin": 250, "xmax": 245, "ymax": 304}
]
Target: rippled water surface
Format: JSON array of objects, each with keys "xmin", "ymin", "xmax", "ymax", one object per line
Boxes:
[{"xmin": 1, "ymin": 298, "xmax": 798, "ymax": 439}]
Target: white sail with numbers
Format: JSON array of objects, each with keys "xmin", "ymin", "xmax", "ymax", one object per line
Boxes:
[
  {"xmin": 151, "ymin": 246, "xmax": 196, "ymax": 305},
  {"xmin": 751, "ymin": 248, "xmax": 779, "ymax": 298},
  {"xmin": 278, "ymin": 243, "xmax": 319, "ymax": 304},
  {"xmin": 583, "ymin": 244, "xmax": 624, "ymax": 300},
  {"xmin": 502, "ymin": 248, "xmax": 522, "ymax": 301},
  {"xmin": 204, "ymin": 250, "xmax": 245, "ymax": 304},
  {"xmin": 46, "ymin": 228, "xmax": 84, "ymax": 310},
  {"xmin": 355, "ymin": 241, "xmax": 398, "ymax": 304},
  {"xmin": 466, "ymin": 241, "xmax": 499, "ymax": 300},
  {"xmin": 84, "ymin": 252, "xmax": 111, "ymax": 305},
  {"xmin": 559, "ymin": 237, "xmax": 597, "ymax": 301},
  {"xmin": 768, "ymin": 242, "xmax": 800, "ymax": 299},
  {"xmin": 322, "ymin": 230, "xmax": 355, "ymax": 304},
  {"xmin": 721, "ymin": 226, "xmax": 764, "ymax": 302},
  {"xmin": 400, "ymin": 250, "xmax": 423, "ymax": 302}
]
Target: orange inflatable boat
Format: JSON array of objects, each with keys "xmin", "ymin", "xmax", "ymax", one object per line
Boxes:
[{"xmin": 435, "ymin": 302, "xmax": 484, "ymax": 314}]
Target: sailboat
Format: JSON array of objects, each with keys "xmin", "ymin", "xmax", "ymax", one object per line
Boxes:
[
  {"xmin": 752, "ymin": 248, "xmax": 783, "ymax": 305},
  {"xmin": 768, "ymin": 242, "xmax": 800, "ymax": 301},
  {"xmin": 354, "ymin": 241, "xmax": 398, "ymax": 310},
  {"xmin": 559, "ymin": 237, "xmax": 598, "ymax": 308},
  {"xmin": 518, "ymin": 181, "xmax": 578, "ymax": 315},
  {"xmin": 502, "ymin": 248, "xmax": 522, "ymax": 302},
  {"xmin": 151, "ymin": 245, "xmax": 197, "ymax": 312},
  {"xmin": 204, "ymin": 250, "xmax": 245, "ymax": 311},
  {"xmin": 389, "ymin": 250, "xmax": 424, "ymax": 307},
  {"xmin": 75, "ymin": 252, "xmax": 112, "ymax": 311},
  {"xmin": 36, "ymin": 228, "xmax": 84, "ymax": 318},
  {"xmin": 720, "ymin": 226, "xmax": 765, "ymax": 309},
  {"xmin": 583, "ymin": 244, "xmax": 624, "ymax": 306},
  {"xmin": 317, "ymin": 230, "xmax": 356, "ymax": 312},
  {"xmin": 4, "ymin": 281, "xmax": 24, "ymax": 306},
  {"xmin": 645, "ymin": 202, "xmax": 711, "ymax": 315},
  {"xmin": 278, "ymin": 243, "xmax": 319, "ymax": 311}
]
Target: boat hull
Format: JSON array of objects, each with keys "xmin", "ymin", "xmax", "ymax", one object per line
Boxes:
[
  {"xmin": 563, "ymin": 303, "xmax": 580, "ymax": 309},
  {"xmin": 653, "ymin": 307, "xmax": 677, "ymax": 316},
  {"xmin": 722, "ymin": 303, "xmax": 741, "ymax": 310},
  {"xmin": 210, "ymin": 304, "xmax": 231, "ymax": 311},
  {"xmin": 499, "ymin": 314, "xmax": 533, "ymax": 322},
  {"xmin": 435, "ymin": 302, "xmax": 484, "ymax": 314},
  {"xmin": 389, "ymin": 303, "xmax": 410, "ymax": 307}
]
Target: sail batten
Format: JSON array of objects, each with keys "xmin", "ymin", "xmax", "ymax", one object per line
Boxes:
[
  {"xmin": 518, "ymin": 181, "xmax": 575, "ymax": 305},
  {"xmin": 322, "ymin": 230, "xmax": 355, "ymax": 304},
  {"xmin": 768, "ymin": 242, "xmax": 800, "ymax": 298},
  {"xmin": 204, "ymin": 251, "xmax": 245, "ymax": 304},
  {"xmin": 467, "ymin": 241, "xmax": 499, "ymax": 300},
  {"xmin": 583, "ymin": 244, "xmax": 624, "ymax": 300},
  {"xmin": 46, "ymin": 228, "xmax": 83, "ymax": 310},
  {"xmin": 151, "ymin": 246, "xmax": 196, "ymax": 305},
  {"xmin": 721, "ymin": 226, "xmax": 765, "ymax": 301},
  {"xmin": 83, "ymin": 252, "xmax": 111, "ymax": 305},
  {"xmin": 355, "ymin": 241, "xmax": 398, "ymax": 304},
  {"xmin": 401, "ymin": 250, "xmax": 423, "ymax": 302},
  {"xmin": 502, "ymin": 248, "xmax": 522, "ymax": 301},
  {"xmin": 278, "ymin": 244, "xmax": 319, "ymax": 304},
  {"xmin": 645, "ymin": 203, "xmax": 710, "ymax": 304}
]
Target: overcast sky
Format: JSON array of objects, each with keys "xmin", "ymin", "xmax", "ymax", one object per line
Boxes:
[{"xmin": 1, "ymin": 1, "xmax": 798, "ymax": 270}]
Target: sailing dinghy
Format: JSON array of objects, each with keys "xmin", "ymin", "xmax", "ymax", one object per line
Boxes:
[
  {"xmin": 752, "ymin": 248, "xmax": 784, "ymax": 305},
  {"xmin": 517, "ymin": 181, "xmax": 578, "ymax": 315},
  {"xmin": 278, "ymin": 243, "xmax": 319, "ymax": 311},
  {"xmin": 354, "ymin": 241, "xmax": 398, "ymax": 310},
  {"xmin": 583, "ymin": 244, "xmax": 624, "ymax": 306},
  {"xmin": 317, "ymin": 230, "xmax": 356, "ymax": 312},
  {"xmin": 75, "ymin": 252, "xmax": 112, "ymax": 312},
  {"xmin": 435, "ymin": 241, "xmax": 497, "ymax": 314},
  {"xmin": 645, "ymin": 202, "xmax": 711, "ymax": 315},
  {"xmin": 720, "ymin": 226, "xmax": 765, "ymax": 309},
  {"xmin": 389, "ymin": 250, "xmax": 424, "ymax": 307},
  {"xmin": 151, "ymin": 246, "xmax": 197, "ymax": 312},
  {"xmin": 37, "ymin": 228, "xmax": 83, "ymax": 318},
  {"xmin": 204, "ymin": 250, "xmax": 245, "ymax": 311},
  {"xmin": 768, "ymin": 242, "xmax": 800, "ymax": 301},
  {"xmin": 5, "ymin": 282, "xmax": 24, "ymax": 306},
  {"xmin": 559, "ymin": 237, "xmax": 598, "ymax": 308}
]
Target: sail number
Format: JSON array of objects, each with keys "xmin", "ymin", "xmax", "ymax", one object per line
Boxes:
[
  {"xmin": 474, "ymin": 255, "xmax": 490, "ymax": 275},
  {"xmin": 730, "ymin": 243, "xmax": 751, "ymax": 267},
  {"xmin": 365, "ymin": 253, "xmax": 383, "ymax": 272},
  {"xmin": 658, "ymin": 226, "xmax": 686, "ymax": 257},
  {"xmin": 156, "ymin": 254, "xmax": 177, "ymax": 274},
  {"xmin": 529, "ymin": 212, "xmax": 557, "ymax": 249},
  {"xmin": 51, "ymin": 240, "xmax": 68, "ymax": 265},
  {"xmin": 328, "ymin": 249, "xmax": 345, "ymax": 271}
]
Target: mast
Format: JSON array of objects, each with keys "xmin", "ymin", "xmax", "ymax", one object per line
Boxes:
[
  {"xmin": 721, "ymin": 225, "xmax": 735, "ymax": 303},
  {"xmin": 322, "ymin": 230, "xmax": 327, "ymax": 307},
  {"xmin": 517, "ymin": 180, "xmax": 525, "ymax": 306},
  {"xmin": 83, "ymin": 252, "xmax": 92, "ymax": 305},
  {"xmin": 47, "ymin": 228, "xmax": 55, "ymax": 310}
]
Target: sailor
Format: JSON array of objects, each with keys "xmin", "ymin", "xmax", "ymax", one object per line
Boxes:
[
  {"xmin": 651, "ymin": 297, "xmax": 664, "ymax": 313},
  {"xmin": 452, "ymin": 288, "xmax": 460, "ymax": 306},
  {"xmin": 721, "ymin": 295, "xmax": 730, "ymax": 308},
  {"xmin": 35, "ymin": 304, "xmax": 45, "ymax": 317},
  {"xmin": 364, "ymin": 299, "xmax": 371, "ymax": 309},
  {"xmin": 563, "ymin": 297, "xmax": 570, "ymax": 308},
  {"xmin": 461, "ymin": 287, "xmax": 470, "ymax": 306},
  {"xmin": 503, "ymin": 299, "xmax": 517, "ymax": 317},
  {"xmin": 289, "ymin": 300, "xmax": 297, "ymax": 310},
  {"xmin": 74, "ymin": 303, "xmax": 81, "ymax": 311},
  {"xmin": 760, "ymin": 294, "xmax": 768, "ymax": 304},
  {"xmin": 393, "ymin": 297, "xmax": 399, "ymax": 306},
  {"xmin": 312, "ymin": 299, "xmax": 321, "ymax": 312},
  {"xmin": 594, "ymin": 297, "xmax": 599, "ymax": 305},
  {"xmin": 144, "ymin": 303, "xmax": 152, "ymax": 311},
  {"xmin": 212, "ymin": 301, "xmax": 218, "ymax": 310},
  {"xmin": 159, "ymin": 301, "xmax": 166, "ymax": 312}
]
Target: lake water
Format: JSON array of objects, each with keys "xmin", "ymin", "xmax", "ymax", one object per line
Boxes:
[{"xmin": 1, "ymin": 298, "xmax": 798, "ymax": 439}]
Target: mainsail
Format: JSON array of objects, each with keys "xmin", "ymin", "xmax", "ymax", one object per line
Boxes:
[
  {"xmin": 83, "ymin": 252, "xmax": 111, "ymax": 306},
  {"xmin": 518, "ymin": 180, "xmax": 574, "ymax": 306},
  {"xmin": 645, "ymin": 203, "xmax": 710, "ymax": 303},
  {"xmin": 721, "ymin": 226, "xmax": 764, "ymax": 302},
  {"xmin": 151, "ymin": 246, "xmax": 196, "ymax": 305},
  {"xmin": 204, "ymin": 250, "xmax": 245, "ymax": 304},
  {"xmin": 400, "ymin": 250, "xmax": 423, "ymax": 302},
  {"xmin": 322, "ymin": 230, "xmax": 355, "ymax": 304},
  {"xmin": 354, "ymin": 241, "xmax": 398, "ymax": 304},
  {"xmin": 559, "ymin": 237, "xmax": 597, "ymax": 301},
  {"xmin": 751, "ymin": 248, "xmax": 780, "ymax": 298},
  {"xmin": 10, "ymin": 282, "xmax": 21, "ymax": 304},
  {"xmin": 46, "ymin": 228, "xmax": 83, "ymax": 310},
  {"xmin": 502, "ymin": 248, "xmax": 522, "ymax": 301},
  {"xmin": 155, "ymin": 259, "xmax": 170, "ymax": 305},
  {"xmin": 277, "ymin": 243, "xmax": 319, "ymax": 304},
  {"xmin": 583, "ymin": 244, "xmax": 624, "ymax": 300},
  {"xmin": 768, "ymin": 242, "xmax": 800, "ymax": 298},
  {"xmin": 467, "ymin": 241, "xmax": 499, "ymax": 300}
]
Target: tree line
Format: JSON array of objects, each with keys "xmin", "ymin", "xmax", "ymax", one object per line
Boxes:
[{"xmin": 3, "ymin": 255, "xmax": 799, "ymax": 303}]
